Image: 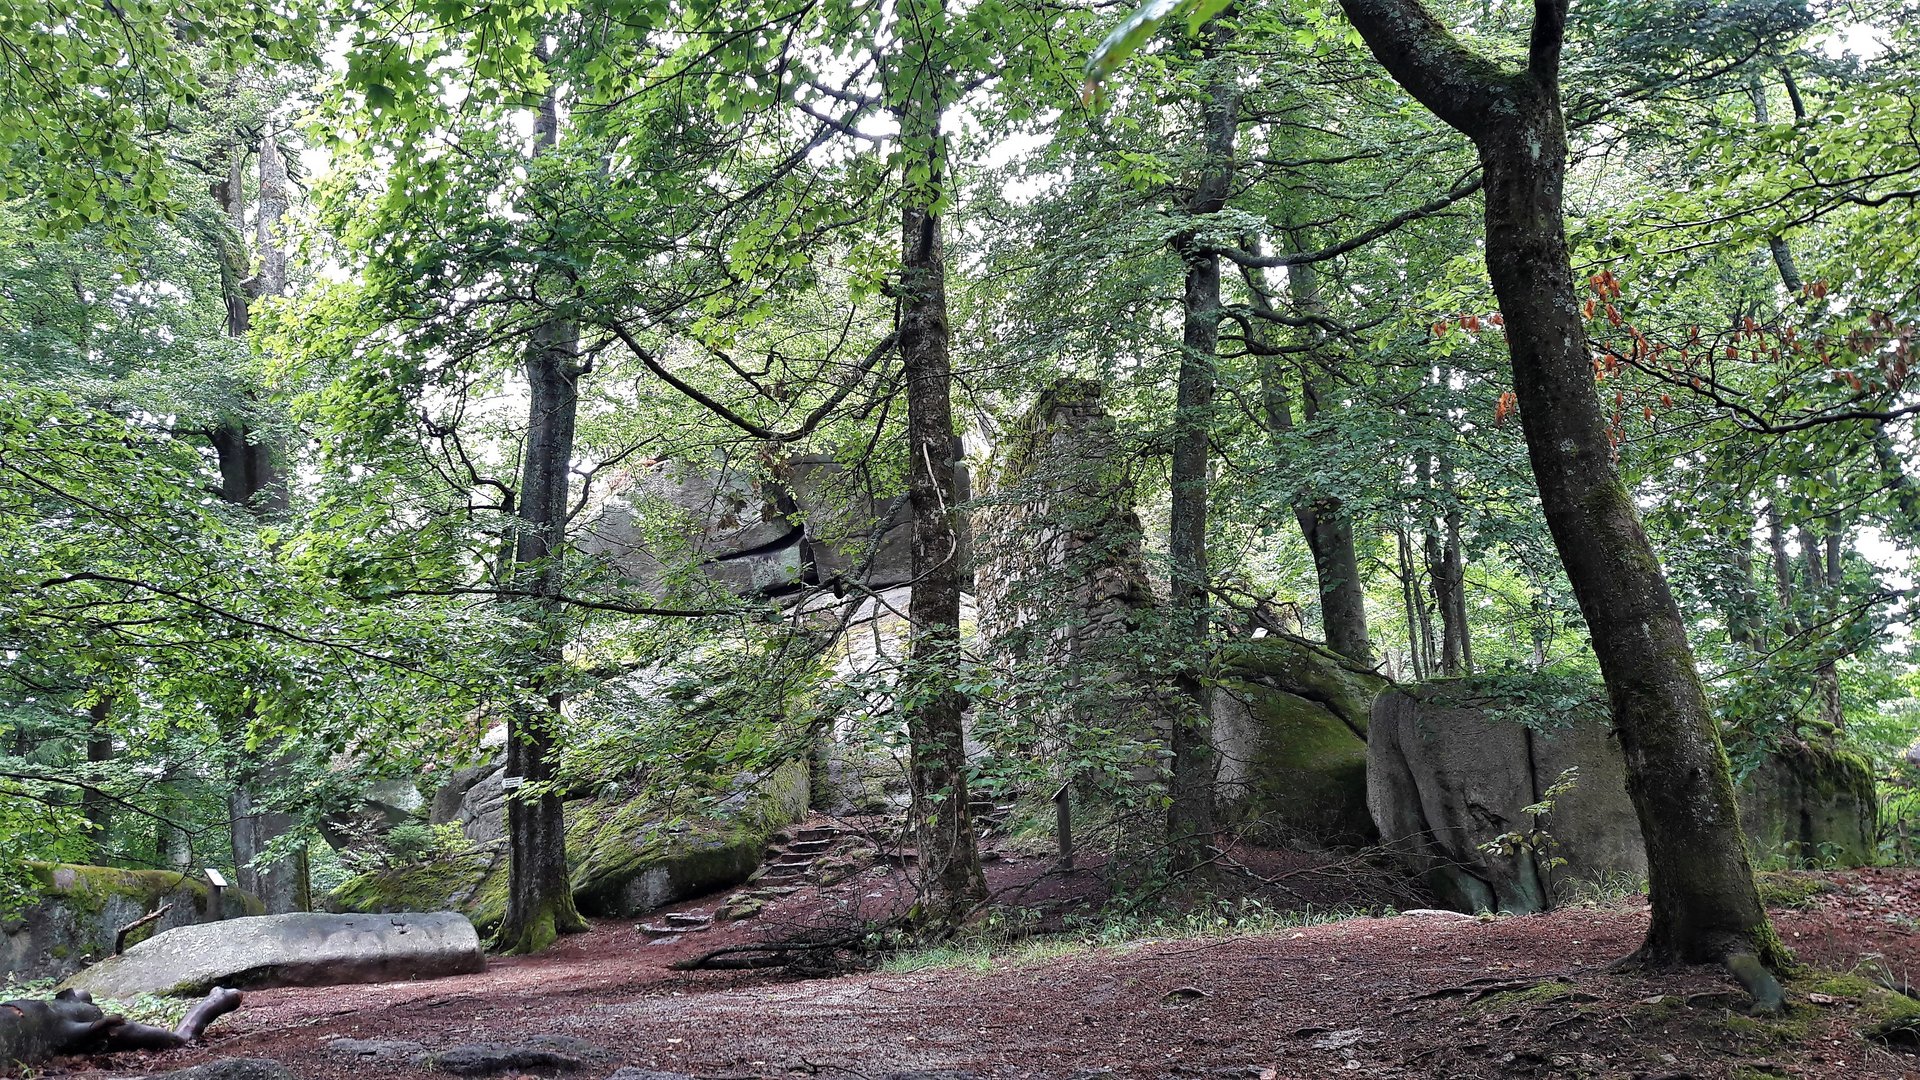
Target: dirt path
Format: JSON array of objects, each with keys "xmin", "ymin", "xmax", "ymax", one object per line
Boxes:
[{"xmin": 56, "ymin": 865, "xmax": 1920, "ymax": 1080}]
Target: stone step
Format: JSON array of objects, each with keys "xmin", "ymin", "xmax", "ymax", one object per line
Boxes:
[
  {"xmin": 662, "ymin": 912, "xmax": 712, "ymax": 928},
  {"xmin": 639, "ymin": 922, "xmax": 705, "ymax": 938},
  {"xmin": 786, "ymin": 838, "xmax": 835, "ymax": 855},
  {"xmin": 793, "ymin": 824, "xmax": 843, "ymax": 842}
]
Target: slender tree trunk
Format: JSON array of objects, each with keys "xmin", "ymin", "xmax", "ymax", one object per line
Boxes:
[
  {"xmin": 1164, "ymin": 23, "xmax": 1238, "ymax": 874},
  {"xmin": 1745, "ymin": 74, "xmax": 1805, "ymax": 294},
  {"xmin": 1397, "ymin": 525, "xmax": 1428, "ymax": 681},
  {"xmin": 83, "ymin": 696, "xmax": 113, "ymax": 854},
  {"xmin": 1421, "ymin": 465, "xmax": 1470, "ymax": 678},
  {"xmin": 895, "ymin": 2, "xmax": 986, "ymax": 919},
  {"xmin": 497, "ymin": 73, "xmax": 590, "ymax": 955},
  {"xmin": 1331, "ymin": 0, "xmax": 1782, "ymax": 972},
  {"xmin": 1268, "ymin": 252, "xmax": 1373, "ymax": 664},
  {"xmin": 1798, "ymin": 524, "xmax": 1845, "ymax": 734}
]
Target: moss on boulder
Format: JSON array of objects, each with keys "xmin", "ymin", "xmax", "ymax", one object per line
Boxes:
[
  {"xmin": 1737, "ymin": 741, "xmax": 1878, "ymax": 868},
  {"xmin": 3, "ymin": 864, "xmax": 264, "ymax": 982},
  {"xmin": 1210, "ymin": 635, "xmax": 1387, "ymax": 845},
  {"xmin": 329, "ymin": 761, "xmax": 809, "ymax": 932}
]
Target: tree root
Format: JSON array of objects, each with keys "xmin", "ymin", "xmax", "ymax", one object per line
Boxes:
[
  {"xmin": 0, "ymin": 987, "xmax": 243, "ymax": 1064},
  {"xmin": 1726, "ymin": 952, "xmax": 1785, "ymax": 1015}
]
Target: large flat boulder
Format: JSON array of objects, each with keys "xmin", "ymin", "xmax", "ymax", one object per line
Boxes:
[{"xmin": 59, "ymin": 911, "xmax": 484, "ymax": 998}]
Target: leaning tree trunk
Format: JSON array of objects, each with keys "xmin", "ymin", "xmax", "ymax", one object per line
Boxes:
[
  {"xmin": 1332, "ymin": 0, "xmax": 1783, "ymax": 976},
  {"xmin": 895, "ymin": 6, "xmax": 987, "ymax": 920},
  {"xmin": 1263, "ymin": 251, "xmax": 1374, "ymax": 665},
  {"xmin": 496, "ymin": 74, "xmax": 590, "ymax": 955},
  {"xmin": 1478, "ymin": 99, "xmax": 1779, "ymax": 969},
  {"xmin": 1164, "ymin": 22, "xmax": 1239, "ymax": 875}
]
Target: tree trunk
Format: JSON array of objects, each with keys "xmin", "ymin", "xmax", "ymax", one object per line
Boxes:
[
  {"xmin": 496, "ymin": 75, "xmax": 590, "ymax": 955},
  {"xmin": 83, "ymin": 697, "xmax": 112, "ymax": 854},
  {"xmin": 1331, "ymin": 0, "xmax": 1781, "ymax": 972},
  {"xmin": 892, "ymin": 0, "xmax": 986, "ymax": 920},
  {"xmin": 1396, "ymin": 524, "xmax": 1428, "ymax": 681},
  {"xmin": 1268, "ymin": 253, "xmax": 1374, "ymax": 665},
  {"xmin": 1798, "ymin": 524, "xmax": 1845, "ymax": 734},
  {"xmin": 1425, "ymin": 457, "xmax": 1471, "ymax": 675},
  {"xmin": 213, "ymin": 128, "xmax": 302, "ymax": 913},
  {"xmin": 1164, "ymin": 23, "xmax": 1238, "ymax": 874},
  {"xmin": 1477, "ymin": 93, "xmax": 1777, "ymax": 968}
]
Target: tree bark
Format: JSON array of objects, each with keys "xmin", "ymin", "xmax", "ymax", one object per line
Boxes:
[
  {"xmin": 1424, "ymin": 457, "xmax": 1471, "ymax": 675},
  {"xmin": 496, "ymin": 72, "xmax": 590, "ymax": 955},
  {"xmin": 83, "ymin": 696, "xmax": 112, "ymax": 854},
  {"xmin": 1333, "ymin": 0, "xmax": 1782, "ymax": 972},
  {"xmin": 1798, "ymin": 523, "xmax": 1845, "ymax": 734},
  {"xmin": 1396, "ymin": 524, "xmax": 1429, "ymax": 681},
  {"xmin": 1164, "ymin": 22, "xmax": 1238, "ymax": 874},
  {"xmin": 893, "ymin": 0, "xmax": 987, "ymax": 920},
  {"xmin": 1262, "ymin": 252, "xmax": 1374, "ymax": 665},
  {"xmin": 213, "ymin": 128, "xmax": 302, "ymax": 914}
]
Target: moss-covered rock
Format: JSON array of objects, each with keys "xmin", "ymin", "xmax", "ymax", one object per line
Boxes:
[
  {"xmin": 2, "ymin": 864, "xmax": 264, "ymax": 982},
  {"xmin": 1211, "ymin": 635, "xmax": 1388, "ymax": 845},
  {"xmin": 329, "ymin": 761, "xmax": 809, "ymax": 933},
  {"xmin": 1737, "ymin": 741, "xmax": 1878, "ymax": 868}
]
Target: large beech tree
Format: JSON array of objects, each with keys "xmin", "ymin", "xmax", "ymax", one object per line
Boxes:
[{"xmin": 1324, "ymin": 0, "xmax": 1783, "ymax": 978}]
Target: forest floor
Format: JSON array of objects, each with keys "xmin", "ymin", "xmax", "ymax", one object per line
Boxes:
[{"xmin": 48, "ymin": 825, "xmax": 1920, "ymax": 1080}]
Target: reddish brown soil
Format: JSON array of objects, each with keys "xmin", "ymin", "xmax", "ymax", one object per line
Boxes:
[{"xmin": 51, "ymin": 853, "xmax": 1920, "ymax": 1080}]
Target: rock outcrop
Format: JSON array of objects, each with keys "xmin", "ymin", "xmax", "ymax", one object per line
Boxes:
[
  {"xmin": 334, "ymin": 761, "xmax": 810, "ymax": 929},
  {"xmin": 576, "ymin": 452, "xmax": 943, "ymax": 599},
  {"xmin": 60, "ymin": 911, "xmax": 484, "ymax": 998},
  {"xmin": 1211, "ymin": 637, "xmax": 1388, "ymax": 845},
  {"xmin": 976, "ymin": 381, "xmax": 1388, "ymax": 846},
  {"xmin": 1737, "ymin": 740, "xmax": 1879, "ymax": 867},
  {"xmin": 1367, "ymin": 683, "xmax": 1641, "ymax": 913},
  {"xmin": 2, "ymin": 864, "xmax": 263, "ymax": 983},
  {"xmin": 1368, "ymin": 680, "xmax": 1881, "ymax": 913}
]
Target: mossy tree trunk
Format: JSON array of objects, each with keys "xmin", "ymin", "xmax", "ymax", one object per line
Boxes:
[
  {"xmin": 497, "ymin": 71, "xmax": 589, "ymax": 956},
  {"xmin": 894, "ymin": 0, "xmax": 987, "ymax": 922},
  {"xmin": 1333, "ymin": 0, "xmax": 1783, "ymax": 970}
]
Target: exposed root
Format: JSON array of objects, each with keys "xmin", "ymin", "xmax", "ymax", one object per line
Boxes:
[{"xmin": 1726, "ymin": 952, "xmax": 1785, "ymax": 1015}]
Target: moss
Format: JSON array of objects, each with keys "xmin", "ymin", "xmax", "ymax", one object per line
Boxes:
[
  {"xmin": 29, "ymin": 863, "xmax": 265, "ymax": 921},
  {"xmin": 1755, "ymin": 871, "xmax": 1831, "ymax": 910},
  {"xmin": 330, "ymin": 761, "xmax": 807, "ymax": 931},
  {"xmin": 1469, "ymin": 980, "xmax": 1581, "ymax": 1014},
  {"xmin": 1219, "ymin": 636, "xmax": 1385, "ymax": 735},
  {"xmin": 327, "ymin": 847, "xmax": 498, "ymax": 923},
  {"xmin": 1721, "ymin": 1007, "xmax": 1814, "ymax": 1044},
  {"xmin": 1792, "ymin": 970, "xmax": 1920, "ymax": 1045}
]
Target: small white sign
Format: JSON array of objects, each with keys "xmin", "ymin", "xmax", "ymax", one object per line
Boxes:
[
  {"xmin": 205, "ymin": 868, "xmax": 229, "ymax": 889},
  {"xmin": 501, "ymin": 776, "xmax": 527, "ymax": 791}
]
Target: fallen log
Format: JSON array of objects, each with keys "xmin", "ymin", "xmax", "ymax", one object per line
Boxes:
[{"xmin": 0, "ymin": 986, "xmax": 242, "ymax": 1066}]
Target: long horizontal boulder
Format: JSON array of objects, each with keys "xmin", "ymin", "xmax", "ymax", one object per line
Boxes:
[{"xmin": 60, "ymin": 912, "xmax": 484, "ymax": 998}]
